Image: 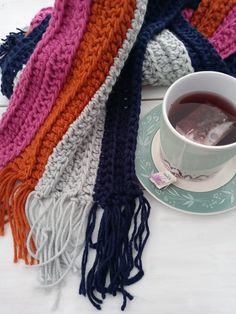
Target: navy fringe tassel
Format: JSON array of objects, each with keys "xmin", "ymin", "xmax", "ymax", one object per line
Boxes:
[
  {"xmin": 0, "ymin": 15, "xmax": 50, "ymax": 99},
  {"xmin": 79, "ymin": 0, "xmax": 201, "ymax": 310}
]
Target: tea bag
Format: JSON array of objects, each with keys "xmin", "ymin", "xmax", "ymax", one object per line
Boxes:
[
  {"xmin": 150, "ymin": 171, "xmax": 177, "ymax": 189},
  {"xmin": 176, "ymin": 104, "xmax": 236, "ymax": 146}
]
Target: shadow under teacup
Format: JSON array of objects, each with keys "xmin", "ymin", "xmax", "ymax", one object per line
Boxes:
[{"xmin": 160, "ymin": 71, "xmax": 236, "ymax": 181}]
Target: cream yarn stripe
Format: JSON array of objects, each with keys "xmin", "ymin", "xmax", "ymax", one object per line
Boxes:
[
  {"xmin": 143, "ymin": 29, "xmax": 194, "ymax": 86},
  {"xmin": 25, "ymin": 0, "xmax": 148, "ymax": 287}
]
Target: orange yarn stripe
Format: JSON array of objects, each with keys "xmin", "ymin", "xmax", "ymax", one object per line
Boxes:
[
  {"xmin": 191, "ymin": 0, "xmax": 236, "ymax": 37},
  {"xmin": 0, "ymin": 0, "xmax": 135, "ymax": 264}
]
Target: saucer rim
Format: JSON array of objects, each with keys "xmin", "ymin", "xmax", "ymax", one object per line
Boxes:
[
  {"xmin": 139, "ymin": 178, "xmax": 236, "ymax": 216},
  {"xmin": 136, "ymin": 104, "xmax": 236, "ymax": 215}
]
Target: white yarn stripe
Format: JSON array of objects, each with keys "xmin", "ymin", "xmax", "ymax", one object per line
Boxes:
[
  {"xmin": 25, "ymin": 0, "xmax": 148, "ymax": 287},
  {"xmin": 142, "ymin": 29, "xmax": 194, "ymax": 86}
]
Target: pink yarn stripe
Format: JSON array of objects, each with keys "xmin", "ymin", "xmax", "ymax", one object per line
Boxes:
[
  {"xmin": 209, "ymin": 5, "xmax": 236, "ymax": 59},
  {"xmin": 182, "ymin": 8, "xmax": 194, "ymax": 22},
  {"xmin": 29, "ymin": 7, "xmax": 53, "ymax": 32},
  {"xmin": 0, "ymin": 0, "xmax": 91, "ymax": 169}
]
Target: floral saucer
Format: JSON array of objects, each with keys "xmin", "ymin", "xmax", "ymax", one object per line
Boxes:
[{"xmin": 135, "ymin": 104, "xmax": 236, "ymax": 215}]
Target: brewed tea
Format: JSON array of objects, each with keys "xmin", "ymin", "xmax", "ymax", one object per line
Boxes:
[{"xmin": 168, "ymin": 92, "xmax": 236, "ymax": 146}]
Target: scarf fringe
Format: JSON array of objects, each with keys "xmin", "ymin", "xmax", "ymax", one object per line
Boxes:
[
  {"xmin": 0, "ymin": 166, "xmax": 35, "ymax": 264},
  {"xmin": 0, "ymin": 29, "xmax": 25, "ymax": 65},
  {"xmin": 25, "ymin": 192, "xmax": 90, "ymax": 287},
  {"xmin": 79, "ymin": 195, "xmax": 151, "ymax": 311},
  {"xmin": 0, "ymin": 166, "xmax": 19, "ymax": 236}
]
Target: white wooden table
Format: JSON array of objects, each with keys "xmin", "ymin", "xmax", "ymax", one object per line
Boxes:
[{"xmin": 1, "ymin": 1, "xmax": 236, "ymax": 314}]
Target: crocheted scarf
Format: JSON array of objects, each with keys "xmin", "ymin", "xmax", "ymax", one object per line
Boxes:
[
  {"xmin": 79, "ymin": 0, "xmax": 235, "ymax": 307},
  {"xmin": 0, "ymin": 0, "xmax": 91, "ymax": 168},
  {"xmin": 78, "ymin": 0, "xmax": 195, "ymax": 309},
  {"xmin": 0, "ymin": 0, "xmax": 137, "ymax": 264},
  {"xmin": 24, "ymin": 0, "xmax": 147, "ymax": 291},
  {"xmin": 2, "ymin": 0, "xmax": 236, "ymax": 91},
  {"xmin": 1, "ymin": 0, "xmax": 236, "ymax": 310},
  {"xmin": 28, "ymin": 0, "xmax": 232, "ymax": 309}
]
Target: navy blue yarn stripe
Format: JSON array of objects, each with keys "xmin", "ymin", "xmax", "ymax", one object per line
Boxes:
[
  {"xmin": 225, "ymin": 53, "xmax": 236, "ymax": 76},
  {"xmin": 0, "ymin": 15, "xmax": 50, "ymax": 98},
  {"xmin": 171, "ymin": 14, "xmax": 233, "ymax": 75},
  {"xmin": 188, "ymin": 0, "xmax": 200, "ymax": 9},
  {"xmin": 79, "ymin": 0, "xmax": 203, "ymax": 311}
]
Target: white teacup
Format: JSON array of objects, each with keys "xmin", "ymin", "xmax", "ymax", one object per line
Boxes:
[{"xmin": 160, "ymin": 71, "xmax": 236, "ymax": 181}]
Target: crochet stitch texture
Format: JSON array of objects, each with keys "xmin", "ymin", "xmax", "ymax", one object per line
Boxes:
[
  {"xmin": 0, "ymin": 0, "xmax": 91, "ymax": 168},
  {"xmin": 191, "ymin": 0, "xmax": 236, "ymax": 37},
  {"xmin": 0, "ymin": 14, "xmax": 194, "ymax": 89},
  {"xmin": 29, "ymin": 7, "xmax": 53, "ymax": 33},
  {"xmin": 4, "ymin": 0, "xmax": 236, "ymax": 92},
  {"xmin": 209, "ymin": 5, "xmax": 236, "ymax": 59},
  {"xmin": 1, "ymin": 0, "xmax": 236, "ymax": 310},
  {"xmin": 0, "ymin": 0, "xmax": 136, "ymax": 265},
  {"xmin": 78, "ymin": 0, "xmax": 205, "ymax": 309},
  {"xmin": 0, "ymin": 16, "xmax": 50, "ymax": 99},
  {"xmin": 25, "ymin": 0, "xmax": 147, "ymax": 289},
  {"xmin": 143, "ymin": 29, "xmax": 194, "ymax": 86}
]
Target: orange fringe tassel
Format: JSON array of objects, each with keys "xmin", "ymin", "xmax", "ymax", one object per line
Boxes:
[{"xmin": 0, "ymin": 166, "xmax": 36, "ymax": 264}]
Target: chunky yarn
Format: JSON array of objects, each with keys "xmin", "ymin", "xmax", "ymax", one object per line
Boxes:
[
  {"xmin": 2, "ymin": 0, "xmax": 235, "ymax": 90},
  {"xmin": 0, "ymin": 0, "xmax": 136, "ymax": 264},
  {"xmin": 169, "ymin": 14, "xmax": 232, "ymax": 74},
  {"xmin": 182, "ymin": 7, "xmax": 194, "ymax": 21},
  {"xmin": 25, "ymin": 0, "xmax": 147, "ymax": 288},
  {"xmin": 0, "ymin": 0, "xmax": 236, "ymax": 310},
  {"xmin": 143, "ymin": 29, "xmax": 194, "ymax": 86},
  {"xmin": 0, "ymin": 15, "xmax": 50, "ymax": 99},
  {"xmin": 0, "ymin": 13, "xmax": 192, "ymax": 89},
  {"xmin": 0, "ymin": 30, "xmax": 25, "ymax": 69},
  {"xmin": 191, "ymin": 0, "xmax": 236, "ymax": 37},
  {"xmin": 29, "ymin": 7, "xmax": 53, "ymax": 33},
  {"xmin": 79, "ymin": 0, "xmax": 203, "ymax": 310},
  {"xmin": 209, "ymin": 5, "xmax": 236, "ymax": 59},
  {"xmin": 0, "ymin": 0, "xmax": 91, "ymax": 168},
  {"xmin": 225, "ymin": 53, "xmax": 236, "ymax": 76}
]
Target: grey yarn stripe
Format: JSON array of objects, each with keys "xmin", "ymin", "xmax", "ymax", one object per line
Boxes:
[
  {"xmin": 25, "ymin": 113, "xmax": 105, "ymax": 286},
  {"xmin": 142, "ymin": 29, "xmax": 194, "ymax": 86},
  {"xmin": 25, "ymin": 0, "xmax": 148, "ymax": 287}
]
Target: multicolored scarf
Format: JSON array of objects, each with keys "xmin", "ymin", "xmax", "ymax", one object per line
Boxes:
[
  {"xmin": 1, "ymin": 0, "xmax": 236, "ymax": 310},
  {"xmin": 25, "ymin": 0, "xmax": 146, "ymax": 289},
  {"xmin": 0, "ymin": 0, "xmax": 137, "ymax": 263}
]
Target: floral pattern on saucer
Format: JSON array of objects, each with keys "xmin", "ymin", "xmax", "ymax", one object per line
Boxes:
[{"xmin": 135, "ymin": 104, "xmax": 236, "ymax": 214}]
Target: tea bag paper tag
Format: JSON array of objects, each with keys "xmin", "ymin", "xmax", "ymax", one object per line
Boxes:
[{"xmin": 150, "ymin": 171, "xmax": 177, "ymax": 189}]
